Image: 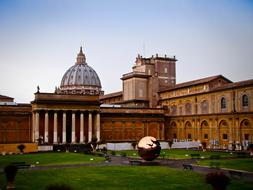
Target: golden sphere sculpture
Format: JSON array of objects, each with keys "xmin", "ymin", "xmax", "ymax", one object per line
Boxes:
[{"xmin": 137, "ymin": 136, "xmax": 161, "ymax": 161}]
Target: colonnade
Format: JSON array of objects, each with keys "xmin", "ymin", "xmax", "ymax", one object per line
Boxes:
[{"xmin": 32, "ymin": 110, "xmax": 100, "ymax": 144}]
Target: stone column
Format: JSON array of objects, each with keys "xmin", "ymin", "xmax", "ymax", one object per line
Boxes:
[
  {"xmin": 32, "ymin": 112, "xmax": 35, "ymax": 142},
  {"xmin": 62, "ymin": 112, "xmax": 66, "ymax": 143},
  {"xmin": 96, "ymin": 112, "xmax": 100, "ymax": 141},
  {"xmin": 88, "ymin": 112, "xmax": 92, "ymax": 142},
  {"xmin": 80, "ymin": 112, "xmax": 84, "ymax": 143},
  {"xmin": 71, "ymin": 112, "xmax": 76, "ymax": 143},
  {"xmin": 53, "ymin": 112, "xmax": 58, "ymax": 143},
  {"xmin": 35, "ymin": 111, "xmax": 40, "ymax": 142},
  {"xmin": 44, "ymin": 112, "xmax": 49, "ymax": 143}
]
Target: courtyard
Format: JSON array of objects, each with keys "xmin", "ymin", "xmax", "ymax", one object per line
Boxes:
[{"xmin": 1, "ymin": 150, "xmax": 253, "ymax": 190}]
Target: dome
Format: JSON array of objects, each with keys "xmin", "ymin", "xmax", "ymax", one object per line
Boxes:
[{"xmin": 57, "ymin": 47, "xmax": 102, "ymax": 95}]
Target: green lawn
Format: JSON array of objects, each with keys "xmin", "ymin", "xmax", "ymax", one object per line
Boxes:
[
  {"xmin": 0, "ymin": 152, "xmax": 104, "ymax": 167},
  {"xmin": 114, "ymin": 149, "xmax": 236, "ymax": 159},
  {"xmin": 197, "ymin": 158, "xmax": 253, "ymax": 172},
  {"xmin": 1, "ymin": 166, "xmax": 253, "ymax": 190}
]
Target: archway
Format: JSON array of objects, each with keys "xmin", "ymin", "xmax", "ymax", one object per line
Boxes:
[
  {"xmin": 240, "ymin": 119, "xmax": 252, "ymax": 148},
  {"xmin": 200, "ymin": 120, "xmax": 209, "ymax": 143},
  {"xmin": 219, "ymin": 120, "xmax": 229, "ymax": 149},
  {"xmin": 185, "ymin": 121, "xmax": 193, "ymax": 140}
]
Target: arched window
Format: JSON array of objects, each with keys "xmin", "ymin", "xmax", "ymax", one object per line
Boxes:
[
  {"xmin": 171, "ymin": 105, "xmax": 177, "ymax": 115},
  {"xmin": 242, "ymin": 95, "xmax": 249, "ymax": 107},
  {"xmin": 201, "ymin": 100, "xmax": 208, "ymax": 114},
  {"xmin": 185, "ymin": 103, "xmax": 192, "ymax": 115},
  {"xmin": 221, "ymin": 97, "xmax": 226, "ymax": 109},
  {"xmin": 170, "ymin": 122, "xmax": 177, "ymax": 128}
]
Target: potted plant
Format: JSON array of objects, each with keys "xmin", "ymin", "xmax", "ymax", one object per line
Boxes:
[
  {"xmin": 206, "ymin": 172, "xmax": 230, "ymax": 190},
  {"xmin": 91, "ymin": 136, "xmax": 98, "ymax": 152},
  {"xmin": 4, "ymin": 164, "xmax": 18, "ymax": 189},
  {"xmin": 248, "ymin": 144, "xmax": 253, "ymax": 156},
  {"xmin": 17, "ymin": 144, "xmax": 25, "ymax": 153},
  {"xmin": 168, "ymin": 140, "xmax": 173, "ymax": 149},
  {"xmin": 131, "ymin": 141, "xmax": 137, "ymax": 150},
  {"xmin": 202, "ymin": 142, "xmax": 207, "ymax": 151}
]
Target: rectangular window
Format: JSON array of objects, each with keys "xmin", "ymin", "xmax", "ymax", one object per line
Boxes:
[
  {"xmin": 204, "ymin": 134, "xmax": 208, "ymax": 139},
  {"xmin": 188, "ymin": 134, "xmax": 192, "ymax": 139},
  {"xmin": 222, "ymin": 134, "xmax": 228, "ymax": 140},
  {"xmin": 245, "ymin": 134, "xmax": 249, "ymax": 140},
  {"xmin": 173, "ymin": 133, "xmax": 177, "ymax": 139},
  {"xmin": 164, "ymin": 67, "xmax": 168, "ymax": 73}
]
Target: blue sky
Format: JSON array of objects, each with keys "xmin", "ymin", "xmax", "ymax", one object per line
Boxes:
[{"xmin": 0, "ymin": 0, "xmax": 253, "ymax": 103}]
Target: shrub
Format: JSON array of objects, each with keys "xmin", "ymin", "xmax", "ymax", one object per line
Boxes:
[
  {"xmin": 206, "ymin": 172, "xmax": 230, "ymax": 190},
  {"xmin": 111, "ymin": 151, "xmax": 116, "ymax": 156},
  {"xmin": 4, "ymin": 165, "xmax": 18, "ymax": 184},
  {"xmin": 168, "ymin": 140, "xmax": 173, "ymax": 149},
  {"xmin": 102, "ymin": 147, "xmax": 108, "ymax": 154}
]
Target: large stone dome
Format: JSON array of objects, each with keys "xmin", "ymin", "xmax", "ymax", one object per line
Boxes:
[{"xmin": 56, "ymin": 47, "xmax": 102, "ymax": 95}]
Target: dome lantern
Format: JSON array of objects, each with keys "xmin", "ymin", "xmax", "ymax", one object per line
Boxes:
[
  {"xmin": 56, "ymin": 47, "xmax": 103, "ymax": 96},
  {"xmin": 76, "ymin": 46, "xmax": 86, "ymax": 64}
]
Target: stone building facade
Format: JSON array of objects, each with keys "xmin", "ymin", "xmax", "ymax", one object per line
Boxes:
[
  {"xmin": 159, "ymin": 76, "xmax": 253, "ymax": 149},
  {"xmin": 0, "ymin": 47, "xmax": 252, "ymax": 152}
]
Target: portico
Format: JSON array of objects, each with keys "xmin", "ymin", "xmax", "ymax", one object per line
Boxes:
[
  {"xmin": 32, "ymin": 109, "xmax": 100, "ymax": 144},
  {"xmin": 31, "ymin": 92, "xmax": 101, "ymax": 144}
]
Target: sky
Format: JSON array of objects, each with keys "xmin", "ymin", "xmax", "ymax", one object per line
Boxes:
[{"xmin": 0, "ymin": 0, "xmax": 253, "ymax": 103}]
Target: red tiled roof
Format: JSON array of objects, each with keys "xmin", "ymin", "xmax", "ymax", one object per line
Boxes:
[
  {"xmin": 100, "ymin": 91, "xmax": 123, "ymax": 100},
  {"xmin": 159, "ymin": 75, "xmax": 232, "ymax": 92},
  {"xmin": 210, "ymin": 79, "xmax": 253, "ymax": 91}
]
